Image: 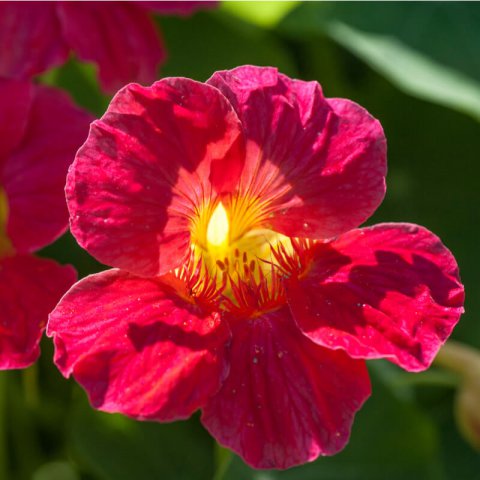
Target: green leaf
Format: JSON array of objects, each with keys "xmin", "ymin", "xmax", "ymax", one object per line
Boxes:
[
  {"xmin": 39, "ymin": 57, "xmax": 110, "ymax": 116},
  {"xmin": 221, "ymin": 1, "xmax": 299, "ymax": 28},
  {"xmin": 69, "ymin": 393, "xmax": 214, "ymax": 480},
  {"xmin": 281, "ymin": 3, "xmax": 480, "ymax": 121},
  {"xmin": 33, "ymin": 462, "xmax": 80, "ymax": 480},
  {"xmin": 157, "ymin": 10, "xmax": 297, "ymax": 81}
]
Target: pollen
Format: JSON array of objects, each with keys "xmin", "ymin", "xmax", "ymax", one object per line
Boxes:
[{"xmin": 207, "ymin": 202, "xmax": 229, "ymax": 247}]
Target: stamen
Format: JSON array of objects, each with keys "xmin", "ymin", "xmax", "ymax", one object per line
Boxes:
[
  {"xmin": 223, "ymin": 257, "xmax": 287, "ymax": 318},
  {"xmin": 188, "ymin": 193, "xmax": 313, "ymax": 318},
  {"xmin": 175, "ymin": 249, "xmax": 225, "ymax": 308},
  {"xmin": 268, "ymin": 238, "xmax": 315, "ymax": 277}
]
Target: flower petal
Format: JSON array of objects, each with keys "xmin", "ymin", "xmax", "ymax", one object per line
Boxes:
[
  {"xmin": 57, "ymin": 2, "xmax": 165, "ymax": 94},
  {"xmin": 0, "ymin": 2, "xmax": 68, "ymax": 79},
  {"xmin": 286, "ymin": 223, "xmax": 464, "ymax": 372},
  {"xmin": 3, "ymin": 85, "xmax": 92, "ymax": 253},
  {"xmin": 201, "ymin": 307, "xmax": 370, "ymax": 469},
  {"xmin": 207, "ymin": 66, "xmax": 386, "ymax": 238},
  {"xmin": 0, "ymin": 254, "xmax": 76, "ymax": 370},
  {"xmin": 47, "ymin": 269, "xmax": 230, "ymax": 421},
  {"xmin": 0, "ymin": 78, "xmax": 32, "ymax": 160},
  {"xmin": 67, "ymin": 79, "xmax": 244, "ymax": 276}
]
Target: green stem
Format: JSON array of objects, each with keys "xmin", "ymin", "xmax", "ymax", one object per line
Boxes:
[
  {"xmin": 0, "ymin": 374, "xmax": 9, "ymax": 480},
  {"xmin": 22, "ymin": 363, "xmax": 39, "ymax": 408},
  {"xmin": 212, "ymin": 443, "xmax": 233, "ymax": 480},
  {"xmin": 391, "ymin": 369, "xmax": 459, "ymax": 388}
]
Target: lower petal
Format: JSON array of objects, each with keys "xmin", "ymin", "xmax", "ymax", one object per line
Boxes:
[
  {"xmin": 201, "ymin": 307, "xmax": 370, "ymax": 469},
  {"xmin": 0, "ymin": 254, "xmax": 76, "ymax": 369},
  {"xmin": 47, "ymin": 269, "xmax": 230, "ymax": 421},
  {"xmin": 286, "ymin": 223, "xmax": 464, "ymax": 372}
]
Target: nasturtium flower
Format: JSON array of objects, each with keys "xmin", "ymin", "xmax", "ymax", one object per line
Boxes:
[
  {"xmin": 0, "ymin": 1, "xmax": 215, "ymax": 94},
  {"xmin": 48, "ymin": 66, "xmax": 464, "ymax": 469},
  {"xmin": 0, "ymin": 78, "xmax": 91, "ymax": 369}
]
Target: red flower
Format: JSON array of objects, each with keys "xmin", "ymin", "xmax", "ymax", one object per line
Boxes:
[
  {"xmin": 48, "ymin": 66, "xmax": 464, "ymax": 469},
  {"xmin": 0, "ymin": 78, "xmax": 91, "ymax": 369},
  {"xmin": 0, "ymin": 1, "xmax": 215, "ymax": 94}
]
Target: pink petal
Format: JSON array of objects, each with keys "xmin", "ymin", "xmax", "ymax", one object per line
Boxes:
[
  {"xmin": 0, "ymin": 254, "xmax": 76, "ymax": 370},
  {"xmin": 207, "ymin": 66, "xmax": 386, "ymax": 239},
  {"xmin": 0, "ymin": 2, "xmax": 68, "ymax": 80},
  {"xmin": 3, "ymin": 84, "xmax": 92, "ymax": 253},
  {"xmin": 47, "ymin": 269, "xmax": 230, "ymax": 421},
  {"xmin": 286, "ymin": 223, "xmax": 464, "ymax": 372},
  {"xmin": 57, "ymin": 2, "xmax": 166, "ymax": 94},
  {"xmin": 0, "ymin": 79, "xmax": 32, "ymax": 160},
  {"xmin": 67, "ymin": 79, "xmax": 244, "ymax": 277},
  {"xmin": 201, "ymin": 307, "xmax": 370, "ymax": 469},
  {"xmin": 141, "ymin": 1, "xmax": 218, "ymax": 15}
]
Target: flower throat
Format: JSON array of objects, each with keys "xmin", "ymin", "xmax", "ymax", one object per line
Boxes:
[{"xmin": 185, "ymin": 197, "xmax": 306, "ymax": 316}]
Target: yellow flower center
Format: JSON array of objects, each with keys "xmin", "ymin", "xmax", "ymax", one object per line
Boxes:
[
  {"xmin": 188, "ymin": 195, "xmax": 298, "ymax": 315},
  {"xmin": 206, "ymin": 201, "xmax": 229, "ymax": 248},
  {"xmin": 0, "ymin": 187, "xmax": 12, "ymax": 258}
]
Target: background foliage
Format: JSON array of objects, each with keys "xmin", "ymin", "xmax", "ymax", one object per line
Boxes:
[{"xmin": 5, "ymin": 2, "xmax": 480, "ymax": 479}]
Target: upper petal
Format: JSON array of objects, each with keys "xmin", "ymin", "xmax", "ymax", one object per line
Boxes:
[
  {"xmin": 201, "ymin": 307, "xmax": 370, "ymax": 469},
  {"xmin": 2, "ymin": 84, "xmax": 92, "ymax": 253},
  {"xmin": 47, "ymin": 269, "xmax": 230, "ymax": 421},
  {"xmin": 67, "ymin": 78, "xmax": 244, "ymax": 276},
  {"xmin": 207, "ymin": 65, "xmax": 386, "ymax": 239},
  {"xmin": 57, "ymin": 2, "xmax": 165, "ymax": 94},
  {"xmin": 0, "ymin": 254, "xmax": 76, "ymax": 370},
  {"xmin": 285, "ymin": 223, "xmax": 464, "ymax": 372},
  {"xmin": 0, "ymin": 2, "xmax": 68, "ymax": 79}
]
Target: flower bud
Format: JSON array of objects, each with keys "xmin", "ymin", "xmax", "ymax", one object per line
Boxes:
[{"xmin": 436, "ymin": 340, "xmax": 480, "ymax": 451}]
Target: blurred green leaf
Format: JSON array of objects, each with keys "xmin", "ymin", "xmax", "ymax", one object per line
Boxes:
[
  {"xmin": 221, "ymin": 2, "xmax": 299, "ymax": 28},
  {"xmin": 39, "ymin": 57, "xmax": 110, "ymax": 116},
  {"xmin": 69, "ymin": 394, "xmax": 214, "ymax": 480},
  {"xmin": 157, "ymin": 10, "xmax": 297, "ymax": 81},
  {"xmin": 281, "ymin": 2, "xmax": 480, "ymax": 120},
  {"xmin": 218, "ymin": 368, "xmax": 443, "ymax": 480},
  {"xmin": 33, "ymin": 462, "xmax": 80, "ymax": 480}
]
